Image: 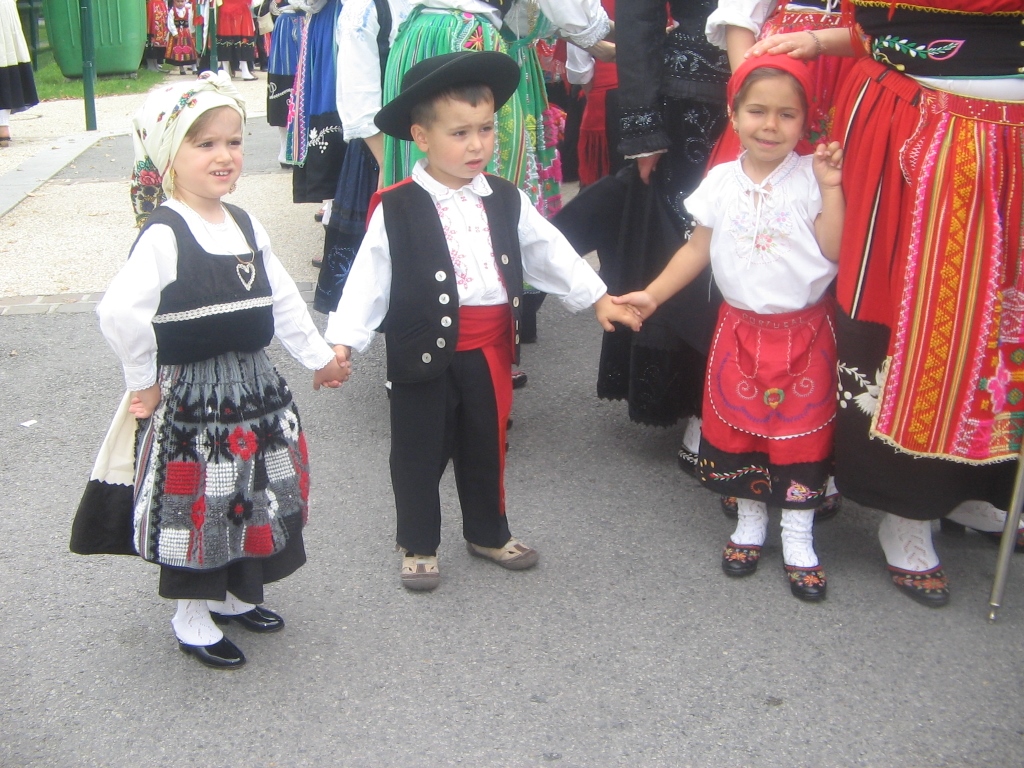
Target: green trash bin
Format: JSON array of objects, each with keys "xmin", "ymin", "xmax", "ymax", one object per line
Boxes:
[{"xmin": 42, "ymin": 0, "xmax": 145, "ymax": 77}]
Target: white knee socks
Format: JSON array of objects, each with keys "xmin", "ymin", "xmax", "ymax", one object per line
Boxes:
[
  {"xmin": 879, "ymin": 513, "xmax": 939, "ymax": 572},
  {"xmin": 732, "ymin": 499, "xmax": 769, "ymax": 546},
  {"xmin": 947, "ymin": 500, "xmax": 1023, "ymax": 534},
  {"xmin": 277, "ymin": 126, "xmax": 288, "ymax": 164},
  {"xmin": 171, "ymin": 599, "xmax": 223, "ymax": 646},
  {"xmin": 206, "ymin": 591, "xmax": 255, "ymax": 617},
  {"xmin": 781, "ymin": 509, "xmax": 818, "ymax": 568}
]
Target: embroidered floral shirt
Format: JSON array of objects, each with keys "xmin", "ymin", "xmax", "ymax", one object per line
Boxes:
[{"xmin": 685, "ymin": 151, "xmax": 836, "ymax": 315}]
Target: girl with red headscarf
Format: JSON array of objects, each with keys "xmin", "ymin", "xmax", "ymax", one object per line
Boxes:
[{"xmin": 615, "ymin": 55, "xmax": 845, "ymax": 602}]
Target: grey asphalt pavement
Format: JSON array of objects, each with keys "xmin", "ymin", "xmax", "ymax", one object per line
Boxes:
[{"xmin": 1, "ymin": 88, "xmax": 1023, "ymax": 768}]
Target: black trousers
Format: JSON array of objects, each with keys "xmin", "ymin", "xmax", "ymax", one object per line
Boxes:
[{"xmin": 389, "ymin": 350, "xmax": 511, "ymax": 555}]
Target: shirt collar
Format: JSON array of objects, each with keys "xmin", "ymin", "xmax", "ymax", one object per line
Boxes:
[{"xmin": 412, "ymin": 158, "xmax": 493, "ymax": 201}]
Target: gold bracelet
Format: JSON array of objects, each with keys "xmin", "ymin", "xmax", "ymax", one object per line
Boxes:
[{"xmin": 808, "ymin": 30, "xmax": 824, "ymax": 58}]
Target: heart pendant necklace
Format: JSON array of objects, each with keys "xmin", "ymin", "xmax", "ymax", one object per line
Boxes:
[{"xmin": 176, "ymin": 199, "xmax": 257, "ymax": 291}]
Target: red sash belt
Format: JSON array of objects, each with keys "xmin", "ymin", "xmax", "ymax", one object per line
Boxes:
[{"xmin": 456, "ymin": 304, "xmax": 513, "ymax": 352}]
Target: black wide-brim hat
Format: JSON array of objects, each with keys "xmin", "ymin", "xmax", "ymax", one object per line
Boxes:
[{"xmin": 374, "ymin": 51, "xmax": 522, "ymax": 141}]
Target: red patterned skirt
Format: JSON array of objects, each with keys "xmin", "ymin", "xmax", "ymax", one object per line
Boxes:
[{"xmin": 699, "ymin": 300, "xmax": 837, "ymax": 509}]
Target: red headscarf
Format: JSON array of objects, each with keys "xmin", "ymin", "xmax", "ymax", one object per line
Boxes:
[{"xmin": 727, "ymin": 54, "xmax": 815, "ymax": 127}]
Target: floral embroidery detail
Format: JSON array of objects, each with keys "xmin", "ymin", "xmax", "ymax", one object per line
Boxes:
[
  {"xmin": 763, "ymin": 388, "xmax": 785, "ymax": 409},
  {"xmin": 169, "ymin": 425, "xmax": 200, "ymax": 462},
  {"xmin": 206, "ymin": 427, "xmax": 234, "ymax": 463},
  {"xmin": 464, "ymin": 25, "xmax": 484, "ymax": 51},
  {"xmin": 873, "ymin": 35, "xmax": 962, "ymax": 63},
  {"xmin": 723, "ymin": 543, "xmax": 761, "ymax": 564},
  {"xmin": 837, "ymin": 362, "xmax": 884, "ymax": 415},
  {"xmin": 228, "ymin": 426, "xmax": 258, "ymax": 461},
  {"xmin": 785, "ymin": 480, "xmax": 823, "ymax": 504},
  {"xmin": 226, "ymin": 492, "xmax": 254, "ymax": 525},
  {"xmin": 889, "ymin": 566, "xmax": 948, "ymax": 596},
  {"xmin": 787, "ymin": 566, "xmax": 826, "ymax": 588},
  {"xmin": 308, "ymin": 124, "xmax": 343, "ymax": 154}
]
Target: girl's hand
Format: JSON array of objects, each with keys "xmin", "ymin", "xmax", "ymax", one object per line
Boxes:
[
  {"xmin": 746, "ymin": 31, "xmax": 817, "ymax": 60},
  {"xmin": 314, "ymin": 357, "xmax": 350, "ymax": 390},
  {"xmin": 611, "ymin": 291, "xmax": 658, "ymax": 322},
  {"xmin": 813, "ymin": 141, "xmax": 843, "ymax": 189},
  {"xmin": 595, "ymin": 294, "xmax": 642, "ymax": 332},
  {"xmin": 129, "ymin": 385, "xmax": 161, "ymax": 419},
  {"xmin": 637, "ymin": 153, "xmax": 662, "ymax": 185}
]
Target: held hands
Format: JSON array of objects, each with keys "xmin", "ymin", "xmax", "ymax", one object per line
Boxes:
[
  {"xmin": 813, "ymin": 141, "xmax": 843, "ymax": 190},
  {"xmin": 610, "ymin": 291, "xmax": 658, "ymax": 325},
  {"xmin": 594, "ymin": 293, "xmax": 643, "ymax": 332},
  {"xmin": 586, "ymin": 40, "xmax": 616, "ymax": 63},
  {"xmin": 129, "ymin": 384, "xmax": 161, "ymax": 419},
  {"xmin": 313, "ymin": 346, "xmax": 352, "ymax": 390}
]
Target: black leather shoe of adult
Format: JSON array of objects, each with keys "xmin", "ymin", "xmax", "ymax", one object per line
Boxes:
[
  {"xmin": 178, "ymin": 637, "xmax": 246, "ymax": 669},
  {"xmin": 888, "ymin": 565, "xmax": 950, "ymax": 607},
  {"xmin": 212, "ymin": 606, "xmax": 285, "ymax": 633}
]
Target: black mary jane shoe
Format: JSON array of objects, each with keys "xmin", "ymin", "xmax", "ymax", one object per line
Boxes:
[
  {"xmin": 887, "ymin": 565, "xmax": 950, "ymax": 607},
  {"xmin": 511, "ymin": 370, "xmax": 528, "ymax": 389},
  {"xmin": 212, "ymin": 606, "xmax": 285, "ymax": 633},
  {"xmin": 722, "ymin": 541, "xmax": 761, "ymax": 577},
  {"xmin": 784, "ymin": 564, "xmax": 827, "ymax": 602},
  {"xmin": 940, "ymin": 518, "xmax": 1024, "ymax": 552},
  {"xmin": 178, "ymin": 636, "xmax": 246, "ymax": 669},
  {"xmin": 720, "ymin": 496, "xmax": 739, "ymax": 518}
]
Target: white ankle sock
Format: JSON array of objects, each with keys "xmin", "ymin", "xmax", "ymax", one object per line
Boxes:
[
  {"xmin": 171, "ymin": 599, "xmax": 223, "ymax": 646},
  {"xmin": 206, "ymin": 591, "xmax": 255, "ymax": 617},
  {"xmin": 278, "ymin": 127, "xmax": 288, "ymax": 164},
  {"xmin": 825, "ymin": 475, "xmax": 838, "ymax": 497},
  {"xmin": 879, "ymin": 513, "xmax": 939, "ymax": 572},
  {"xmin": 947, "ymin": 500, "xmax": 1021, "ymax": 534},
  {"xmin": 732, "ymin": 499, "xmax": 768, "ymax": 546},
  {"xmin": 682, "ymin": 416, "xmax": 702, "ymax": 455},
  {"xmin": 781, "ymin": 509, "xmax": 818, "ymax": 568}
]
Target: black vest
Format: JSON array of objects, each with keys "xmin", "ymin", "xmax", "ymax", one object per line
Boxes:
[
  {"xmin": 132, "ymin": 204, "xmax": 275, "ymax": 366},
  {"xmin": 381, "ymin": 177, "xmax": 524, "ymax": 383}
]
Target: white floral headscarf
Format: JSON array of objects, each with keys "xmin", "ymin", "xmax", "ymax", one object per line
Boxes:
[{"xmin": 130, "ymin": 71, "xmax": 246, "ymax": 225}]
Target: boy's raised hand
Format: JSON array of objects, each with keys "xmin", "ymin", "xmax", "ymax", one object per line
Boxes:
[
  {"xmin": 594, "ymin": 293, "xmax": 642, "ymax": 332},
  {"xmin": 813, "ymin": 141, "xmax": 843, "ymax": 190}
]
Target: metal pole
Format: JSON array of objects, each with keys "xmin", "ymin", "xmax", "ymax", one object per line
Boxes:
[
  {"xmin": 987, "ymin": 442, "xmax": 1024, "ymax": 621},
  {"xmin": 78, "ymin": 0, "xmax": 97, "ymax": 130},
  {"xmin": 209, "ymin": 0, "xmax": 218, "ymax": 73}
]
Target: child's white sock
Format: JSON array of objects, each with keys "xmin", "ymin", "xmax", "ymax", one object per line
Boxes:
[
  {"xmin": 946, "ymin": 500, "xmax": 1022, "ymax": 533},
  {"xmin": 207, "ymin": 591, "xmax": 255, "ymax": 616},
  {"xmin": 825, "ymin": 475, "xmax": 838, "ymax": 497},
  {"xmin": 277, "ymin": 127, "xmax": 288, "ymax": 164},
  {"xmin": 239, "ymin": 61, "xmax": 255, "ymax": 78},
  {"xmin": 682, "ymin": 415, "xmax": 702, "ymax": 455},
  {"xmin": 781, "ymin": 509, "xmax": 818, "ymax": 568},
  {"xmin": 878, "ymin": 513, "xmax": 939, "ymax": 571},
  {"xmin": 731, "ymin": 499, "xmax": 768, "ymax": 546},
  {"xmin": 171, "ymin": 599, "xmax": 223, "ymax": 645}
]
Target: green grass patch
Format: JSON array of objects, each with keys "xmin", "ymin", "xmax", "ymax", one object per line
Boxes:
[{"xmin": 34, "ymin": 61, "xmax": 167, "ymax": 101}]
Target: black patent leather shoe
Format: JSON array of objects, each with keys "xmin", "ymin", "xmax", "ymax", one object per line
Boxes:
[
  {"xmin": 212, "ymin": 606, "xmax": 285, "ymax": 633},
  {"xmin": 178, "ymin": 636, "xmax": 246, "ymax": 669}
]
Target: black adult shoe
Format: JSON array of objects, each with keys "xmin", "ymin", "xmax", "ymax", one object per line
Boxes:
[
  {"xmin": 511, "ymin": 370, "xmax": 528, "ymax": 389},
  {"xmin": 212, "ymin": 606, "xmax": 285, "ymax": 633},
  {"xmin": 887, "ymin": 565, "xmax": 950, "ymax": 607},
  {"xmin": 178, "ymin": 636, "xmax": 246, "ymax": 669}
]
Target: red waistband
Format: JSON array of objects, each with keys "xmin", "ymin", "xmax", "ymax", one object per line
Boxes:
[
  {"xmin": 456, "ymin": 305, "xmax": 512, "ymax": 352},
  {"xmin": 727, "ymin": 296, "xmax": 835, "ymax": 330}
]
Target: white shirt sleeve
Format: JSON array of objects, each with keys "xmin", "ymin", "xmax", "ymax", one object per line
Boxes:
[
  {"xmin": 336, "ymin": 0, "xmax": 385, "ymax": 141},
  {"xmin": 324, "ymin": 204, "xmax": 392, "ymax": 352},
  {"xmin": 96, "ymin": 225, "xmax": 179, "ymax": 391},
  {"xmin": 251, "ymin": 218, "xmax": 336, "ymax": 370},
  {"xmin": 565, "ymin": 44, "xmax": 595, "ymax": 86},
  {"xmin": 516, "ymin": 190, "xmax": 607, "ymax": 311},
  {"xmin": 705, "ymin": 0, "xmax": 776, "ymax": 50},
  {"xmin": 504, "ymin": 0, "xmax": 610, "ymax": 49}
]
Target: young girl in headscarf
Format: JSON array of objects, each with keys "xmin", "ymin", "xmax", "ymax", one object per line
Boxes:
[
  {"xmin": 615, "ymin": 55, "xmax": 844, "ymax": 602},
  {"xmin": 71, "ymin": 73, "xmax": 348, "ymax": 669}
]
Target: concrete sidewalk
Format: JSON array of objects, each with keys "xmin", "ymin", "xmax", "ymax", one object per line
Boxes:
[{"xmin": 0, "ymin": 74, "xmax": 325, "ymax": 304}]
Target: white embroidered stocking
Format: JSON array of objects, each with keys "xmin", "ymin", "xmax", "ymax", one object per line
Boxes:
[
  {"xmin": 171, "ymin": 599, "xmax": 223, "ymax": 646},
  {"xmin": 879, "ymin": 513, "xmax": 939, "ymax": 572},
  {"xmin": 732, "ymin": 499, "xmax": 769, "ymax": 546},
  {"xmin": 781, "ymin": 509, "xmax": 818, "ymax": 568}
]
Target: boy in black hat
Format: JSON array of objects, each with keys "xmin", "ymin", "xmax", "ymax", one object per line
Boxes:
[{"xmin": 325, "ymin": 51, "xmax": 639, "ymax": 591}]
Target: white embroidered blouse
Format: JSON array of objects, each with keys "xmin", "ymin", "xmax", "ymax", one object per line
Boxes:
[
  {"xmin": 325, "ymin": 159, "xmax": 607, "ymax": 352},
  {"xmin": 684, "ymin": 151, "xmax": 837, "ymax": 315}
]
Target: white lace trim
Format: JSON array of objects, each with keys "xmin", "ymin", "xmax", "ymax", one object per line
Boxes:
[{"xmin": 153, "ymin": 296, "xmax": 273, "ymax": 324}]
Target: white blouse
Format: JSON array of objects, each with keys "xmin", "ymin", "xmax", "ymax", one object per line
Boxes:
[
  {"xmin": 97, "ymin": 200, "xmax": 335, "ymax": 391},
  {"xmin": 684, "ymin": 152, "xmax": 837, "ymax": 315},
  {"xmin": 325, "ymin": 159, "xmax": 607, "ymax": 352},
  {"xmin": 335, "ymin": 0, "xmax": 412, "ymax": 141},
  {"xmin": 705, "ymin": 2, "xmax": 844, "ymax": 50},
  {"xmin": 413, "ymin": 0, "xmax": 611, "ymax": 50}
]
